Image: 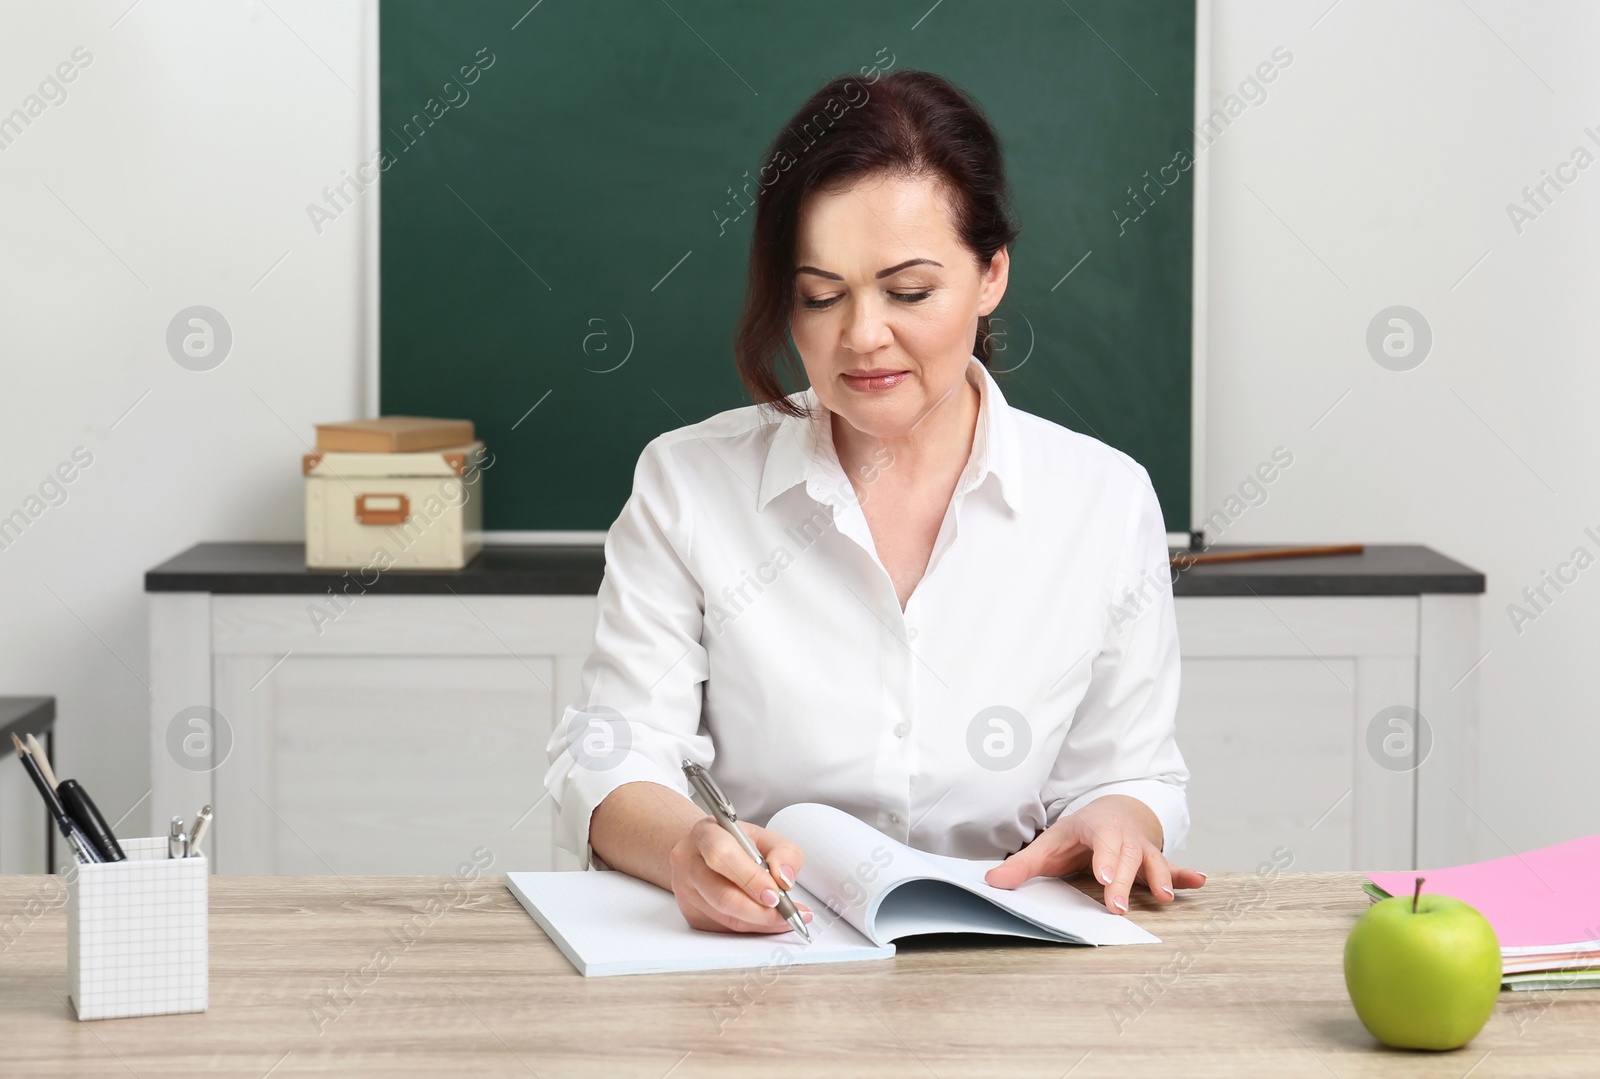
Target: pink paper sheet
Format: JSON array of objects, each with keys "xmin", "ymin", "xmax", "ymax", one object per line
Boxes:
[{"xmin": 1367, "ymin": 835, "xmax": 1600, "ymax": 949}]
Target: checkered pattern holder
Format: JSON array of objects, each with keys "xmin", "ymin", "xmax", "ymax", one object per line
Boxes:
[{"xmin": 67, "ymin": 836, "xmax": 207, "ymax": 1020}]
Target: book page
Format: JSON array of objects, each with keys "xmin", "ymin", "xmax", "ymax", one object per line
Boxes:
[
  {"xmin": 904, "ymin": 846, "xmax": 1161, "ymax": 946},
  {"xmin": 766, "ymin": 802, "xmax": 940, "ymax": 939},
  {"xmin": 768, "ymin": 802, "xmax": 1159, "ymax": 947},
  {"xmin": 868, "ymin": 879, "xmax": 1092, "ymax": 942}
]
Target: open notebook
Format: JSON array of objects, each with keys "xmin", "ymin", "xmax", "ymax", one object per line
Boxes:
[
  {"xmin": 507, "ymin": 801, "xmax": 1160, "ymax": 977},
  {"xmin": 1365, "ymin": 834, "xmax": 1600, "ymax": 992}
]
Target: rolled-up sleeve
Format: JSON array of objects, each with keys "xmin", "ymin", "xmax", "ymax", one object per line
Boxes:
[
  {"xmin": 1041, "ymin": 466, "xmax": 1191, "ymax": 854},
  {"xmin": 543, "ymin": 436, "xmax": 711, "ymax": 867}
]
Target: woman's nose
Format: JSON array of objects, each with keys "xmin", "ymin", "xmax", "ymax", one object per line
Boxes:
[{"xmin": 840, "ymin": 295, "xmax": 894, "ymax": 354}]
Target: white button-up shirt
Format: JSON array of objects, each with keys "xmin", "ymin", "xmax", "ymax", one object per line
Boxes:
[{"xmin": 544, "ymin": 356, "xmax": 1189, "ymax": 868}]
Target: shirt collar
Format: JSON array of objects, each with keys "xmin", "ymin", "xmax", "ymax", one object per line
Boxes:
[{"xmin": 757, "ymin": 354, "xmax": 1025, "ymax": 514}]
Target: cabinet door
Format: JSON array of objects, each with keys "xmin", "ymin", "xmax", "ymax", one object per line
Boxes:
[
  {"xmin": 216, "ymin": 654, "xmax": 559, "ymax": 875},
  {"xmin": 1177, "ymin": 658, "xmax": 1359, "ymax": 872},
  {"xmin": 204, "ymin": 593, "xmax": 598, "ymax": 875},
  {"xmin": 1174, "ymin": 597, "xmax": 1419, "ymax": 873}
]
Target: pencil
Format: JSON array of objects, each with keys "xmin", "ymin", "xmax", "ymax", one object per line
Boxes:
[
  {"xmin": 10, "ymin": 734, "xmax": 101, "ymax": 863},
  {"xmin": 24, "ymin": 732, "xmax": 58, "ymax": 790}
]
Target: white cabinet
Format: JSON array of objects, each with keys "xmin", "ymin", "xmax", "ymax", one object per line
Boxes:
[
  {"xmin": 149, "ymin": 587, "xmax": 1479, "ymax": 875},
  {"xmin": 1175, "ymin": 595, "xmax": 1479, "ymax": 872}
]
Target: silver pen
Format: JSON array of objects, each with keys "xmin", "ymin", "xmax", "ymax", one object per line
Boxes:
[
  {"xmin": 169, "ymin": 815, "xmax": 188, "ymax": 859},
  {"xmin": 682, "ymin": 760, "xmax": 810, "ymax": 941},
  {"xmin": 187, "ymin": 805, "xmax": 212, "ymax": 857}
]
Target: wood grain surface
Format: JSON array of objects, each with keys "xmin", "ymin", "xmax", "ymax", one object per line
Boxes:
[{"xmin": 0, "ymin": 872, "xmax": 1594, "ymax": 1077}]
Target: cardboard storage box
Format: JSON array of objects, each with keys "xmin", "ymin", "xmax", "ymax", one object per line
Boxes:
[
  {"xmin": 314, "ymin": 416, "xmax": 476, "ymax": 453},
  {"xmin": 303, "ymin": 442, "xmax": 486, "ymax": 570}
]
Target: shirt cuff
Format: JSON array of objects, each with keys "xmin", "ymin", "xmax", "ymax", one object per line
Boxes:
[
  {"xmin": 547, "ymin": 752, "xmax": 693, "ymax": 870},
  {"xmin": 1054, "ymin": 779, "xmax": 1190, "ymax": 855}
]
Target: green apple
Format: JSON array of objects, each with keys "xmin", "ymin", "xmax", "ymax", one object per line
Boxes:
[{"xmin": 1344, "ymin": 877, "xmax": 1502, "ymax": 1050}]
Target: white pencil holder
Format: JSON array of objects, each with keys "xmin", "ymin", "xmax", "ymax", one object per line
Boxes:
[{"xmin": 67, "ymin": 837, "xmax": 208, "ymax": 1020}]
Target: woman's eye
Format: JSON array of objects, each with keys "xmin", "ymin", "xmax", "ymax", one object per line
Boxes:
[{"xmin": 800, "ymin": 291, "xmax": 931, "ymax": 310}]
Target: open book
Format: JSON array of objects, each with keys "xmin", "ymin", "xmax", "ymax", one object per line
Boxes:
[{"xmin": 507, "ymin": 802, "xmax": 1160, "ymax": 977}]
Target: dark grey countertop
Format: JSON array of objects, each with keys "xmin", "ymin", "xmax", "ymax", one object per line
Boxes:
[
  {"xmin": 1172, "ymin": 544, "xmax": 1484, "ymax": 596},
  {"xmin": 145, "ymin": 542, "xmax": 606, "ymax": 595},
  {"xmin": 145, "ymin": 542, "xmax": 1484, "ymax": 597}
]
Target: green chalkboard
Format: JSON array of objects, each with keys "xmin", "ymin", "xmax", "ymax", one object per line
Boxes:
[{"xmin": 380, "ymin": 0, "xmax": 1193, "ymax": 531}]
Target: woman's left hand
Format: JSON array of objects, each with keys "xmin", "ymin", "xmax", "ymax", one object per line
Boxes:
[{"xmin": 983, "ymin": 794, "xmax": 1205, "ymax": 914}]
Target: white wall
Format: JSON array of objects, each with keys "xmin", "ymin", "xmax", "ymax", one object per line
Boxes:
[
  {"xmin": 1200, "ymin": 0, "xmax": 1600, "ymax": 853},
  {"xmin": 0, "ymin": 0, "xmax": 369, "ymax": 837},
  {"xmin": 3, "ymin": 0, "xmax": 1594, "ymax": 857}
]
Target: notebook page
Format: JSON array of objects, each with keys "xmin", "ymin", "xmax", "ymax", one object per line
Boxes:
[
  {"xmin": 766, "ymin": 802, "xmax": 942, "ymax": 939},
  {"xmin": 506, "ymin": 871, "xmax": 893, "ymax": 977},
  {"xmin": 1367, "ymin": 834, "xmax": 1600, "ymax": 949},
  {"xmin": 906, "ymin": 846, "xmax": 1161, "ymax": 946},
  {"xmin": 869, "ymin": 879, "xmax": 1099, "ymax": 943},
  {"xmin": 768, "ymin": 802, "xmax": 1160, "ymax": 946}
]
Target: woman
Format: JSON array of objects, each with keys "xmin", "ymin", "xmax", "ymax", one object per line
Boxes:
[{"xmin": 544, "ymin": 69, "xmax": 1204, "ymax": 934}]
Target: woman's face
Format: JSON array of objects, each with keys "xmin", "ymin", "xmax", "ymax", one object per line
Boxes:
[{"xmin": 789, "ymin": 173, "xmax": 1009, "ymax": 441}]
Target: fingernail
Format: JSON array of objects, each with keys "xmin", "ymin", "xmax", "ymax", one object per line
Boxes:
[
  {"xmin": 1158, "ymin": 885, "xmax": 1174, "ymax": 900},
  {"xmin": 778, "ymin": 864, "xmax": 796, "ymax": 888},
  {"xmin": 759, "ymin": 888, "xmax": 779, "ymax": 907},
  {"xmin": 1099, "ymin": 867, "xmax": 1112, "ymax": 884},
  {"xmin": 1198, "ymin": 872, "xmax": 1208, "ymax": 882},
  {"xmin": 1112, "ymin": 894, "xmax": 1128, "ymax": 912}
]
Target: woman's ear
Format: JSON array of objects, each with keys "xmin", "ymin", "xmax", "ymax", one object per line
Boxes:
[{"xmin": 977, "ymin": 245, "xmax": 1011, "ymax": 317}]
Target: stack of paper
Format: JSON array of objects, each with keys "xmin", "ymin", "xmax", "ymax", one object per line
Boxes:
[{"xmin": 1365, "ymin": 835, "xmax": 1600, "ymax": 991}]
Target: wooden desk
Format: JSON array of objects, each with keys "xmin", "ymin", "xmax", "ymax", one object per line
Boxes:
[{"xmin": 1, "ymin": 873, "xmax": 1593, "ymax": 1077}]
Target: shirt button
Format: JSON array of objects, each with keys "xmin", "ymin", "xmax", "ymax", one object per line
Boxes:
[
  {"xmin": 893, "ymin": 722, "xmax": 908, "ymax": 738},
  {"xmin": 888, "ymin": 813, "xmax": 902, "ymax": 825},
  {"xmin": 907, "ymin": 626, "xmax": 919, "ymax": 640}
]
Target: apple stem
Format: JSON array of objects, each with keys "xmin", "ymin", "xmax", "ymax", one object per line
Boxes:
[{"xmin": 1413, "ymin": 875, "xmax": 1425, "ymax": 913}]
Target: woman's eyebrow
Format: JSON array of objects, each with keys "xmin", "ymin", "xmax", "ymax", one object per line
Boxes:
[{"xmin": 795, "ymin": 257, "xmax": 944, "ymax": 281}]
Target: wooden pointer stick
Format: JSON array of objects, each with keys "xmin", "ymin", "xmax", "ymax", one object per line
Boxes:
[{"xmin": 1171, "ymin": 543, "xmax": 1365, "ymax": 568}]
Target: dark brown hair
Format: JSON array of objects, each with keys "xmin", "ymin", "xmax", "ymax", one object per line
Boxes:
[{"xmin": 733, "ymin": 69, "xmax": 1021, "ymax": 417}]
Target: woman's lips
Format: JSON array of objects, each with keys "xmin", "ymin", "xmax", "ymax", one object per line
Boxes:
[{"xmin": 840, "ymin": 369, "xmax": 909, "ymax": 392}]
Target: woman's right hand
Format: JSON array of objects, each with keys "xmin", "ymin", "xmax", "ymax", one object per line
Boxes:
[{"xmin": 668, "ymin": 816, "xmax": 813, "ymax": 934}]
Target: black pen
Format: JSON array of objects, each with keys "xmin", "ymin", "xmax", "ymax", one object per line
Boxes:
[
  {"xmin": 58, "ymin": 779, "xmax": 126, "ymax": 862},
  {"xmin": 10, "ymin": 733, "xmax": 101, "ymax": 865},
  {"xmin": 21, "ymin": 732, "xmax": 124, "ymax": 862}
]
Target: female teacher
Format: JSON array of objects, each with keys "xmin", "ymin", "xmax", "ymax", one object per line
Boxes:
[{"xmin": 544, "ymin": 69, "xmax": 1204, "ymax": 934}]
